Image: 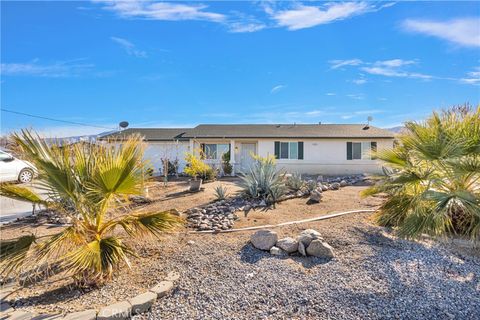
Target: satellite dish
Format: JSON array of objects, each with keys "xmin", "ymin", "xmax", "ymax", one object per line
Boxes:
[{"xmin": 119, "ymin": 121, "xmax": 129, "ymax": 129}]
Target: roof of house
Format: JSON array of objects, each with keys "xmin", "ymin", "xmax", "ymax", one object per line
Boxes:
[
  {"xmin": 100, "ymin": 128, "xmax": 191, "ymax": 141},
  {"xmin": 100, "ymin": 124, "xmax": 395, "ymax": 141}
]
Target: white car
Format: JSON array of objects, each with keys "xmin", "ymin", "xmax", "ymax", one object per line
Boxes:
[{"xmin": 0, "ymin": 150, "xmax": 36, "ymax": 183}]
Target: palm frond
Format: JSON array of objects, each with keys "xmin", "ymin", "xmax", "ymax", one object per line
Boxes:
[
  {"xmin": 0, "ymin": 235, "xmax": 36, "ymax": 276},
  {"xmin": 104, "ymin": 209, "xmax": 183, "ymax": 237},
  {"xmin": 0, "ymin": 184, "xmax": 47, "ymax": 205}
]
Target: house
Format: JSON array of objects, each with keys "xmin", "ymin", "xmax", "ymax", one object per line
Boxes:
[{"xmin": 100, "ymin": 124, "xmax": 395, "ymax": 175}]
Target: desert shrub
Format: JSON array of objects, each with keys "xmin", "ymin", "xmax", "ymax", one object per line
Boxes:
[
  {"xmin": 0, "ymin": 130, "xmax": 182, "ymax": 285},
  {"xmin": 201, "ymin": 166, "xmax": 218, "ymax": 182},
  {"xmin": 286, "ymin": 172, "xmax": 304, "ymax": 191},
  {"xmin": 364, "ymin": 105, "xmax": 480, "ymax": 241},
  {"xmin": 214, "ymin": 184, "xmax": 228, "ymax": 201},
  {"xmin": 240, "ymin": 154, "xmax": 286, "ymax": 207},
  {"xmin": 184, "ymin": 152, "xmax": 212, "ymax": 180},
  {"xmin": 305, "ymin": 180, "xmax": 317, "ymax": 192}
]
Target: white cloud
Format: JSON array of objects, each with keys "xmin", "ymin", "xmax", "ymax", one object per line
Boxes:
[
  {"xmin": 329, "ymin": 59, "xmax": 363, "ymax": 69},
  {"xmin": 375, "ymin": 59, "xmax": 416, "ymax": 68},
  {"xmin": 228, "ymin": 22, "xmax": 266, "ymax": 33},
  {"xmin": 271, "ymin": 84, "xmax": 286, "ymax": 93},
  {"xmin": 325, "ymin": 92, "xmax": 336, "ymax": 96},
  {"xmin": 402, "ymin": 18, "xmax": 480, "ymax": 48},
  {"xmin": 460, "ymin": 67, "xmax": 480, "ymax": 84},
  {"xmin": 347, "ymin": 93, "xmax": 365, "ymax": 100},
  {"xmin": 97, "ymin": 1, "xmax": 226, "ymax": 22},
  {"xmin": 111, "ymin": 36, "xmax": 147, "ymax": 58},
  {"xmin": 269, "ymin": 2, "xmax": 388, "ymax": 31},
  {"xmin": 351, "ymin": 79, "xmax": 367, "ymax": 85},
  {"xmin": 0, "ymin": 59, "xmax": 94, "ymax": 77}
]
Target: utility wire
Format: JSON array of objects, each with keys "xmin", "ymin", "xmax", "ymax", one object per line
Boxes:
[{"xmin": 1, "ymin": 108, "xmax": 115, "ymax": 130}]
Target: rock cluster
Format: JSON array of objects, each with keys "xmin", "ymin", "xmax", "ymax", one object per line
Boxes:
[
  {"xmin": 307, "ymin": 174, "xmax": 365, "ymax": 203},
  {"xmin": 251, "ymin": 229, "xmax": 334, "ymax": 259},
  {"xmin": 186, "ymin": 199, "xmax": 241, "ymax": 231}
]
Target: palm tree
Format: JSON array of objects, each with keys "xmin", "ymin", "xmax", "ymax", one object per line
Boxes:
[
  {"xmin": 0, "ymin": 130, "xmax": 182, "ymax": 284},
  {"xmin": 364, "ymin": 105, "xmax": 480, "ymax": 241}
]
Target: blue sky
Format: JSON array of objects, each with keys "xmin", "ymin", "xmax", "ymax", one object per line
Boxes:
[{"xmin": 1, "ymin": 1, "xmax": 479, "ymax": 137}]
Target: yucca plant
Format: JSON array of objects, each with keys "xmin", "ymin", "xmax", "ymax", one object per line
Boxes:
[
  {"xmin": 364, "ymin": 105, "xmax": 480, "ymax": 241},
  {"xmin": 239, "ymin": 155, "xmax": 286, "ymax": 207},
  {"xmin": 0, "ymin": 130, "xmax": 182, "ymax": 285},
  {"xmin": 214, "ymin": 184, "xmax": 228, "ymax": 201}
]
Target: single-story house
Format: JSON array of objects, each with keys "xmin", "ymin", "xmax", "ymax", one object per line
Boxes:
[{"xmin": 100, "ymin": 124, "xmax": 395, "ymax": 175}]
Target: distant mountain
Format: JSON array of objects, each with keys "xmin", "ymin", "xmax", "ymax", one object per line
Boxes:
[
  {"xmin": 43, "ymin": 130, "xmax": 116, "ymax": 145},
  {"xmin": 386, "ymin": 126, "xmax": 406, "ymax": 134}
]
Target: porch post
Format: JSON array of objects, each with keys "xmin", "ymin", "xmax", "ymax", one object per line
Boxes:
[
  {"xmin": 230, "ymin": 139, "xmax": 235, "ymax": 176},
  {"xmin": 189, "ymin": 139, "xmax": 194, "ymax": 154}
]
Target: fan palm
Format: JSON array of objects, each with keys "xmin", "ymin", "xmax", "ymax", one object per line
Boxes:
[
  {"xmin": 364, "ymin": 105, "xmax": 480, "ymax": 241},
  {"xmin": 0, "ymin": 130, "xmax": 182, "ymax": 284}
]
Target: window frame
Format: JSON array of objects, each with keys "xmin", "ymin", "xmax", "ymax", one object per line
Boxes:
[
  {"xmin": 279, "ymin": 142, "xmax": 299, "ymax": 160},
  {"xmin": 347, "ymin": 141, "xmax": 377, "ymax": 160},
  {"xmin": 203, "ymin": 143, "xmax": 230, "ymax": 160}
]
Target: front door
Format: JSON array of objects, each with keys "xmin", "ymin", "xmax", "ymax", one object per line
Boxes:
[{"xmin": 240, "ymin": 143, "xmax": 256, "ymax": 172}]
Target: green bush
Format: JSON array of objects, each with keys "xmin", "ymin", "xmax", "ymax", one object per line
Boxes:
[{"xmin": 364, "ymin": 105, "xmax": 480, "ymax": 241}]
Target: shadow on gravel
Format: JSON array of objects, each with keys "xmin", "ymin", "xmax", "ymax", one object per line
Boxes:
[
  {"xmin": 238, "ymin": 244, "xmax": 331, "ymax": 269},
  {"xmin": 332, "ymin": 227, "xmax": 480, "ymax": 318}
]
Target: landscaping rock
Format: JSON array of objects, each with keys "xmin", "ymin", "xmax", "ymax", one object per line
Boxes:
[
  {"xmin": 331, "ymin": 182, "xmax": 341, "ymax": 190},
  {"xmin": 340, "ymin": 180, "xmax": 348, "ymax": 187},
  {"xmin": 321, "ymin": 185, "xmax": 328, "ymax": 191},
  {"xmin": 129, "ymin": 292, "xmax": 157, "ymax": 314},
  {"xmin": 276, "ymin": 237, "xmax": 298, "ymax": 253},
  {"xmin": 308, "ymin": 190, "xmax": 322, "ymax": 203},
  {"xmin": 251, "ymin": 230, "xmax": 278, "ymax": 251},
  {"xmin": 150, "ymin": 281, "xmax": 174, "ymax": 298},
  {"xmin": 63, "ymin": 310, "xmax": 97, "ymax": 320},
  {"xmin": 31, "ymin": 314, "xmax": 63, "ymax": 320},
  {"xmin": 306, "ymin": 240, "xmax": 335, "ymax": 258},
  {"xmin": 97, "ymin": 301, "xmax": 131, "ymax": 320},
  {"xmin": 298, "ymin": 241, "xmax": 307, "ymax": 256},
  {"xmin": 297, "ymin": 229, "xmax": 323, "ymax": 246},
  {"xmin": 269, "ymin": 246, "xmax": 286, "ymax": 256}
]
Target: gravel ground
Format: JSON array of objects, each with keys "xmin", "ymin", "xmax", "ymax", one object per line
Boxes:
[{"xmin": 137, "ymin": 214, "xmax": 480, "ymax": 320}]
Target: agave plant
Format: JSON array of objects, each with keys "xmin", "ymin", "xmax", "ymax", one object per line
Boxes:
[
  {"xmin": 214, "ymin": 184, "xmax": 228, "ymax": 201},
  {"xmin": 239, "ymin": 155, "xmax": 286, "ymax": 207},
  {"xmin": 364, "ymin": 105, "xmax": 480, "ymax": 241},
  {"xmin": 0, "ymin": 130, "xmax": 182, "ymax": 284},
  {"xmin": 286, "ymin": 172, "xmax": 304, "ymax": 191}
]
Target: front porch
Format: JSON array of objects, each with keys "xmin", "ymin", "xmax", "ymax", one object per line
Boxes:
[{"xmin": 190, "ymin": 139, "xmax": 258, "ymax": 175}]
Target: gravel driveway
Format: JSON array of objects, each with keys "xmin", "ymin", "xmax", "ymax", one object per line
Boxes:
[{"xmin": 138, "ymin": 213, "xmax": 480, "ymax": 320}]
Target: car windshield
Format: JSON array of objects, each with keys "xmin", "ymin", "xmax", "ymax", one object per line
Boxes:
[{"xmin": 0, "ymin": 151, "xmax": 13, "ymax": 161}]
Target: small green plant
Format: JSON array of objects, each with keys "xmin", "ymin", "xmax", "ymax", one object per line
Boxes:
[
  {"xmin": 240, "ymin": 154, "xmax": 286, "ymax": 207},
  {"xmin": 222, "ymin": 151, "xmax": 233, "ymax": 175},
  {"xmin": 286, "ymin": 172, "xmax": 304, "ymax": 191},
  {"xmin": 214, "ymin": 184, "xmax": 228, "ymax": 201}
]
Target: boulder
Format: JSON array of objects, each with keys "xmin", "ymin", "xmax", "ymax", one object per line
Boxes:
[
  {"xmin": 308, "ymin": 190, "xmax": 322, "ymax": 203},
  {"xmin": 340, "ymin": 180, "xmax": 347, "ymax": 187},
  {"xmin": 297, "ymin": 229, "xmax": 323, "ymax": 247},
  {"xmin": 276, "ymin": 237, "xmax": 298, "ymax": 253},
  {"xmin": 306, "ymin": 240, "xmax": 334, "ymax": 258},
  {"xmin": 331, "ymin": 182, "xmax": 340, "ymax": 190},
  {"xmin": 298, "ymin": 241, "xmax": 307, "ymax": 256},
  {"xmin": 251, "ymin": 230, "xmax": 278, "ymax": 251},
  {"xmin": 269, "ymin": 246, "xmax": 286, "ymax": 256},
  {"xmin": 321, "ymin": 185, "xmax": 328, "ymax": 191}
]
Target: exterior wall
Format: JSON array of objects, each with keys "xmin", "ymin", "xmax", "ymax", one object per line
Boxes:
[
  {"xmin": 257, "ymin": 138, "xmax": 394, "ymax": 175},
  {"xmin": 142, "ymin": 141, "xmax": 189, "ymax": 175}
]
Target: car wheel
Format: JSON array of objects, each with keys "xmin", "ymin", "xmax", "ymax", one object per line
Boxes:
[{"xmin": 18, "ymin": 168, "xmax": 34, "ymax": 183}]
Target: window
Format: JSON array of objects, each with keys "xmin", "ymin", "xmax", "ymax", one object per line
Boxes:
[
  {"xmin": 274, "ymin": 141, "xmax": 304, "ymax": 160},
  {"xmin": 203, "ymin": 143, "xmax": 230, "ymax": 160},
  {"xmin": 347, "ymin": 142, "xmax": 377, "ymax": 160}
]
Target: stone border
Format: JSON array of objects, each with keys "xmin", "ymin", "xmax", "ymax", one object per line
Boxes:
[{"xmin": 0, "ymin": 271, "xmax": 180, "ymax": 320}]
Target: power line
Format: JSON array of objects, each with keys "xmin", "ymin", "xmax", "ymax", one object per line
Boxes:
[{"xmin": 1, "ymin": 108, "xmax": 115, "ymax": 130}]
